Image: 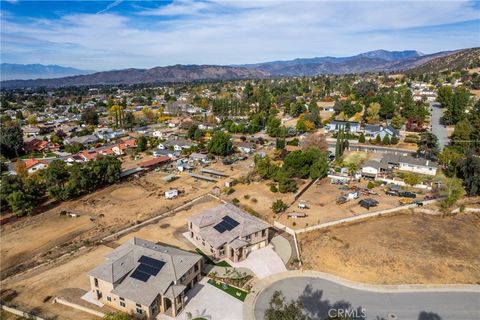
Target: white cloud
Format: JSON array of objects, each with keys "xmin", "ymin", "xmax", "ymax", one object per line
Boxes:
[{"xmin": 1, "ymin": 0, "xmax": 479, "ymax": 70}]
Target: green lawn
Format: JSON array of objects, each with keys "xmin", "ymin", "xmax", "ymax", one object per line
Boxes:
[
  {"xmin": 207, "ymin": 279, "xmax": 248, "ymax": 302},
  {"xmin": 20, "ymin": 152, "xmax": 57, "ymax": 159},
  {"xmin": 195, "ymin": 249, "xmax": 231, "ymax": 267}
]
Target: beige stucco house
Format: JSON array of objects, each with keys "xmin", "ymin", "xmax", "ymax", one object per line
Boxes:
[
  {"xmin": 88, "ymin": 237, "xmax": 203, "ymax": 319},
  {"xmin": 187, "ymin": 204, "xmax": 270, "ymax": 262}
]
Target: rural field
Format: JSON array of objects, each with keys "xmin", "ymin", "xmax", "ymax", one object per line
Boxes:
[
  {"xmin": 299, "ymin": 211, "xmax": 480, "ymax": 284},
  {"xmin": 0, "ymin": 169, "xmax": 221, "ymax": 279},
  {"xmin": 0, "ymin": 194, "xmax": 223, "ymax": 320},
  {"xmin": 277, "ymin": 178, "xmax": 433, "ymax": 230}
]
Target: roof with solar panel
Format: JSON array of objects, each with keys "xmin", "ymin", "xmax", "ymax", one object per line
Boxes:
[
  {"xmin": 88, "ymin": 237, "xmax": 202, "ymax": 306},
  {"xmin": 188, "ymin": 203, "xmax": 270, "ymax": 248}
]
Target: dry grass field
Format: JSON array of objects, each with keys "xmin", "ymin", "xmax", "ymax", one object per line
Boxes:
[
  {"xmin": 277, "ymin": 178, "xmax": 425, "ymax": 230},
  {"xmin": 1, "ymin": 195, "xmax": 223, "ymax": 320},
  {"xmin": 299, "ymin": 212, "xmax": 480, "ymax": 284},
  {"xmin": 0, "ymin": 170, "xmax": 218, "ymax": 279}
]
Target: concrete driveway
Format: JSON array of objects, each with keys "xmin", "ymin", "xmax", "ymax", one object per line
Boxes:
[
  {"xmin": 231, "ymin": 245, "xmax": 286, "ymax": 279},
  {"xmin": 431, "ymin": 102, "xmax": 449, "ymax": 150},
  {"xmin": 158, "ymin": 278, "xmax": 243, "ymax": 320}
]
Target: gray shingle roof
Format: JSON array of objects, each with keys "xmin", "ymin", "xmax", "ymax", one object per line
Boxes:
[
  {"xmin": 88, "ymin": 238, "xmax": 201, "ymax": 306},
  {"xmin": 188, "ymin": 204, "xmax": 270, "ymax": 249},
  {"xmin": 382, "ymin": 154, "xmax": 437, "ymax": 168}
]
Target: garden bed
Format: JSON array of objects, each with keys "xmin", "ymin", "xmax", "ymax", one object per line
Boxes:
[{"xmin": 207, "ymin": 279, "xmax": 248, "ymax": 302}]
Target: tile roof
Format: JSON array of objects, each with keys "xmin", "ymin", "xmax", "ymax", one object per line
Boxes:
[
  {"xmin": 188, "ymin": 204, "xmax": 270, "ymax": 249},
  {"xmin": 88, "ymin": 238, "xmax": 201, "ymax": 306}
]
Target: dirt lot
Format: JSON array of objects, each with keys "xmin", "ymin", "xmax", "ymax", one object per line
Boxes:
[
  {"xmin": 0, "ymin": 170, "xmax": 217, "ymax": 279},
  {"xmin": 226, "ymin": 180, "xmax": 296, "ymax": 223},
  {"xmin": 1, "ymin": 195, "xmax": 222, "ymax": 320},
  {"xmin": 277, "ymin": 178, "xmax": 428, "ymax": 229},
  {"xmin": 299, "ymin": 211, "xmax": 480, "ymax": 284}
]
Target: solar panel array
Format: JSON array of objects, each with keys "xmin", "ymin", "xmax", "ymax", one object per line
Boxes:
[
  {"xmin": 130, "ymin": 255, "xmax": 166, "ymax": 282},
  {"xmin": 213, "ymin": 215, "xmax": 240, "ymax": 233}
]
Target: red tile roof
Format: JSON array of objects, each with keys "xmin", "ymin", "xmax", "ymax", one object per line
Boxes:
[
  {"xmin": 138, "ymin": 156, "xmax": 170, "ymax": 168},
  {"xmin": 24, "ymin": 139, "xmax": 49, "ymax": 152},
  {"xmin": 23, "ymin": 159, "xmax": 49, "ymax": 170}
]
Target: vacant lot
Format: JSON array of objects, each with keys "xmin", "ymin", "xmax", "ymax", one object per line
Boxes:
[
  {"xmin": 1, "ymin": 170, "xmax": 215, "ymax": 278},
  {"xmin": 278, "ymin": 178, "xmax": 411, "ymax": 229},
  {"xmin": 1, "ymin": 195, "xmax": 223, "ymax": 320},
  {"xmin": 299, "ymin": 212, "xmax": 480, "ymax": 284},
  {"xmin": 226, "ymin": 180, "xmax": 296, "ymax": 223}
]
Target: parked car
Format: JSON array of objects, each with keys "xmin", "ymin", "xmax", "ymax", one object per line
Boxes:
[
  {"xmin": 386, "ymin": 190, "xmax": 398, "ymax": 196},
  {"xmin": 359, "ymin": 198, "xmax": 379, "ymax": 209},
  {"xmin": 336, "ymin": 196, "xmax": 348, "ymax": 204},
  {"xmin": 222, "ymin": 158, "xmax": 235, "ymax": 165},
  {"xmin": 399, "ymin": 191, "xmax": 416, "ymax": 198},
  {"xmin": 399, "ymin": 198, "xmax": 414, "ymax": 205}
]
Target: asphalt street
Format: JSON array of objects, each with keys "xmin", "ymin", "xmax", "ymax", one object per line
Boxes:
[{"xmin": 254, "ymin": 277, "xmax": 480, "ymax": 320}]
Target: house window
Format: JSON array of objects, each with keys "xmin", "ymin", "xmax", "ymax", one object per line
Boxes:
[
  {"xmin": 136, "ymin": 308, "xmax": 143, "ymax": 314},
  {"xmin": 107, "ymin": 296, "xmax": 112, "ymax": 302},
  {"xmin": 189, "ymin": 222, "xmax": 192, "ymax": 229},
  {"xmin": 94, "ymin": 278, "xmax": 98, "ymax": 287},
  {"xmin": 136, "ymin": 303, "xmax": 142, "ymax": 308},
  {"xmin": 120, "ymin": 302, "xmax": 126, "ymax": 307},
  {"xmin": 245, "ymin": 234, "xmax": 251, "ymax": 240},
  {"xmin": 194, "ymin": 263, "xmax": 199, "ymax": 272},
  {"xmin": 262, "ymin": 229, "xmax": 266, "ymax": 237}
]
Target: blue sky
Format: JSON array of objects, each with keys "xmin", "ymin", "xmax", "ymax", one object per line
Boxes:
[{"xmin": 1, "ymin": 0, "xmax": 479, "ymax": 70}]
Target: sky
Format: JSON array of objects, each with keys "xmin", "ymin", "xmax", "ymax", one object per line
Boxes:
[{"xmin": 1, "ymin": 0, "xmax": 479, "ymax": 71}]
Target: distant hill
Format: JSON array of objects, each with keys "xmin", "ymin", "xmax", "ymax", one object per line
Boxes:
[
  {"xmin": 0, "ymin": 65, "xmax": 269, "ymax": 89},
  {"xmin": 1, "ymin": 49, "xmax": 478, "ymax": 89},
  {"xmin": 1, "ymin": 63, "xmax": 95, "ymax": 81},
  {"xmin": 406, "ymin": 47, "xmax": 480, "ymax": 74},
  {"xmin": 240, "ymin": 49, "xmax": 454, "ymax": 75}
]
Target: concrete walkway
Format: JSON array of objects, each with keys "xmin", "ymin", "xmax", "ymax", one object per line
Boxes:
[
  {"xmin": 244, "ymin": 270, "xmax": 480, "ymax": 320},
  {"xmin": 231, "ymin": 245, "xmax": 286, "ymax": 279}
]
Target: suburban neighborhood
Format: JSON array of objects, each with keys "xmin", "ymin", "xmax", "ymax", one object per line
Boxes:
[{"xmin": 1, "ymin": 2, "xmax": 480, "ymax": 320}]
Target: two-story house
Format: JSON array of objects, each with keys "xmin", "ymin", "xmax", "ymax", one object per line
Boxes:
[
  {"xmin": 88, "ymin": 238, "xmax": 203, "ymax": 319},
  {"xmin": 187, "ymin": 204, "xmax": 270, "ymax": 263}
]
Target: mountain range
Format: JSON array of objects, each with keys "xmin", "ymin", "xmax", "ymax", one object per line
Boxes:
[
  {"xmin": 1, "ymin": 63, "xmax": 95, "ymax": 81},
  {"xmin": 1, "ymin": 48, "xmax": 478, "ymax": 89}
]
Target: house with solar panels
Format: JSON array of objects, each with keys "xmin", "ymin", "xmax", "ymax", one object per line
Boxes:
[
  {"xmin": 187, "ymin": 204, "xmax": 270, "ymax": 262},
  {"xmin": 88, "ymin": 238, "xmax": 203, "ymax": 318}
]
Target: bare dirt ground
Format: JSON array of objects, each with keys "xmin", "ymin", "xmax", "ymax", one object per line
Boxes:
[
  {"xmin": 277, "ymin": 178, "xmax": 419, "ymax": 229},
  {"xmin": 0, "ymin": 170, "xmax": 215, "ymax": 279},
  {"xmin": 226, "ymin": 180, "xmax": 296, "ymax": 223},
  {"xmin": 299, "ymin": 211, "xmax": 480, "ymax": 284},
  {"xmin": 1, "ymin": 195, "xmax": 223, "ymax": 320}
]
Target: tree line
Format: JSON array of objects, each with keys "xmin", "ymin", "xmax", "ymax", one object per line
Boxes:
[{"xmin": 1, "ymin": 156, "xmax": 122, "ymax": 216}]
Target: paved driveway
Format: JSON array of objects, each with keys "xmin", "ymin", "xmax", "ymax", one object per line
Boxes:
[
  {"xmin": 431, "ymin": 102, "xmax": 449, "ymax": 150},
  {"xmin": 158, "ymin": 278, "xmax": 243, "ymax": 320},
  {"xmin": 254, "ymin": 276, "xmax": 480, "ymax": 320},
  {"xmin": 232, "ymin": 245, "xmax": 286, "ymax": 279}
]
